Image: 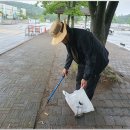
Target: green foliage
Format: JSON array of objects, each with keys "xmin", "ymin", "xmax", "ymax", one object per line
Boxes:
[
  {"xmin": 22, "ymin": 15, "xmax": 28, "ymax": 19},
  {"xmin": 36, "ymin": 1, "xmax": 88, "ymax": 23},
  {"xmin": 39, "ymin": 15, "xmax": 44, "ymax": 22},
  {"xmin": 64, "ymin": 1, "xmax": 88, "ymax": 16},
  {"xmin": 44, "ymin": 13, "xmax": 59, "ymax": 22},
  {"xmin": 65, "ymin": 5, "xmax": 83, "ymax": 16},
  {"xmin": 0, "ymin": 11, "xmax": 3, "ymax": 14},
  {"xmin": 112, "ymin": 15, "xmax": 117, "ymax": 23},
  {"xmin": 46, "ymin": 2, "xmax": 66, "ymax": 14},
  {"xmin": 112, "ymin": 14, "xmax": 130, "ymax": 24},
  {"xmin": 41, "ymin": 1, "xmax": 88, "ymax": 16},
  {"xmin": 78, "ymin": 1, "xmax": 88, "ymax": 7}
]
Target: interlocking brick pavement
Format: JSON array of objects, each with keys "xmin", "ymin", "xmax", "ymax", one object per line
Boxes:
[
  {"xmin": 106, "ymin": 42, "xmax": 130, "ymax": 79},
  {"xmin": 35, "ymin": 42, "xmax": 130, "ymax": 129},
  {"xmin": 0, "ymin": 32, "xmax": 130, "ymax": 128},
  {"xmin": 0, "ymin": 33, "xmax": 55, "ymax": 128}
]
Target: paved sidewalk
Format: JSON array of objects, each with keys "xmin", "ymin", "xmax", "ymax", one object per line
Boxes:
[
  {"xmin": 0, "ymin": 33, "xmax": 55, "ymax": 128},
  {"xmin": 35, "ymin": 43, "xmax": 130, "ymax": 129},
  {"xmin": 0, "ymin": 32, "xmax": 130, "ymax": 128},
  {"xmin": 106, "ymin": 42, "xmax": 130, "ymax": 79}
]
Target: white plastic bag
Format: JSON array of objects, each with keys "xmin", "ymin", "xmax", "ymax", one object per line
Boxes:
[{"xmin": 63, "ymin": 88, "xmax": 94, "ymax": 116}]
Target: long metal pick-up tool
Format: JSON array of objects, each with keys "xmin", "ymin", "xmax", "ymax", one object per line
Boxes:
[{"xmin": 47, "ymin": 75, "xmax": 65, "ymax": 104}]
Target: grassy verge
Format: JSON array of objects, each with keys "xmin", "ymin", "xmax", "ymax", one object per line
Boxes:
[{"xmin": 70, "ymin": 63, "xmax": 123, "ymax": 84}]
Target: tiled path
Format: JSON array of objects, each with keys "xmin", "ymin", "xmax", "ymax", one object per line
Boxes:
[
  {"xmin": 106, "ymin": 42, "xmax": 130, "ymax": 79},
  {"xmin": 0, "ymin": 33, "xmax": 130, "ymax": 128},
  {"xmin": 0, "ymin": 33, "xmax": 55, "ymax": 128},
  {"xmin": 35, "ymin": 43, "xmax": 130, "ymax": 129}
]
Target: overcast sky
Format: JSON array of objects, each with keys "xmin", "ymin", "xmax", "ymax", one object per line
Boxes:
[
  {"xmin": 18, "ymin": 0, "xmax": 130, "ymax": 16},
  {"xmin": 116, "ymin": 0, "xmax": 130, "ymax": 15}
]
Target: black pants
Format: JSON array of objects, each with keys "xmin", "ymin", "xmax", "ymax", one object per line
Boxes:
[{"xmin": 76, "ymin": 64, "xmax": 100, "ymax": 100}]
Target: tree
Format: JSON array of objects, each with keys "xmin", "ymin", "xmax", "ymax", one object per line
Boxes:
[
  {"xmin": 112, "ymin": 14, "xmax": 117, "ymax": 23},
  {"xmin": 65, "ymin": 1, "xmax": 82, "ymax": 27},
  {"xmin": 40, "ymin": 1, "xmax": 87, "ymax": 27},
  {"xmin": 65, "ymin": 1, "xmax": 87, "ymax": 27},
  {"xmin": 41, "ymin": 1, "xmax": 66, "ymax": 20},
  {"xmin": 0, "ymin": 11, "xmax": 3, "ymax": 15},
  {"xmin": 113, "ymin": 14, "xmax": 130, "ymax": 24},
  {"xmin": 88, "ymin": 1, "xmax": 119, "ymax": 45}
]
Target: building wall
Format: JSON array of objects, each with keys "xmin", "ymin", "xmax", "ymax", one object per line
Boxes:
[{"xmin": 0, "ymin": 3, "xmax": 26, "ymax": 20}]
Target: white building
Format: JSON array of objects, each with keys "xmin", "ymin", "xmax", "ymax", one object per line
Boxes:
[{"xmin": 0, "ymin": 3, "xmax": 26, "ymax": 20}]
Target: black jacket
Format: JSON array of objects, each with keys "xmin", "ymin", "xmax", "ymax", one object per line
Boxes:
[{"xmin": 64, "ymin": 26, "xmax": 109, "ymax": 80}]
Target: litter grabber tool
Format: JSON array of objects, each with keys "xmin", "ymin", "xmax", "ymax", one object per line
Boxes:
[{"xmin": 47, "ymin": 75, "xmax": 65, "ymax": 104}]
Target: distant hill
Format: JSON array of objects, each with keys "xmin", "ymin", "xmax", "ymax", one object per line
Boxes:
[
  {"xmin": 0, "ymin": 1, "xmax": 43, "ymax": 18},
  {"xmin": 113, "ymin": 14, "xmax": 130, "ymax": 24}
]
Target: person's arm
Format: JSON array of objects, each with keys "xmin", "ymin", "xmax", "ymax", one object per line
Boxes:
[
  {"xmin": 81, "ymin": 32, "xmax": 96, "ymax": 81},
  {"xmin": 64, "ymin": 53, "xmax": 73, "ymax": 70},
  {"xmin": 82, "ymin": 54, "xmax": 96, "ymax": 80},
  {"xmin": 62, "ymin": 53, "xmax": 73, "ymax": 77}
]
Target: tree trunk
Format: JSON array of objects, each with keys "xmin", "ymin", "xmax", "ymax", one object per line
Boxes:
[
  {"xmin": 71, "ymin": 16, "xmax": 74, "ymax": 28},
  {"xmin": 67, "ymin": 1, "xmax": 71, "ymax": 26},
  {"xmin": 70, "ymin": 1, "xmax": 76, "ymax": 28},
  {"xmin": 85, "ymin": 15, "xmax": 87, "ymax": 29},
  {"xmin": 88, "ymin": 1, "xmax": 97, "ymax": 32},
  {"xmin": 67, "ymin": 15, "xmax": 70, "ymax": 26},
  {"xmin": 88, "ymin": 1, "xmax": 119, "ymax": 45},
  {"xmin": 89, "ymin": 1, "xmax": 107, "ymax": 45},
  {"xmin": 57, "ymin": 13, "xmax": 60, "ymax": 21},
  {"xmin": 104, "ymin": 1, "xmax": 119, "ymax": 43}
]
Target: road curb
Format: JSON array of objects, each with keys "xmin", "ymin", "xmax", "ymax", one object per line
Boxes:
[{"xmin": 0, "ymin": 32, "xmax": 47, "ymax": 56}]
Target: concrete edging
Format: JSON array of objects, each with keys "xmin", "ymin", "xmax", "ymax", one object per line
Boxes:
[{"xmin": 0, "ymin": 32, "xmax": 47, "ymax": 56}]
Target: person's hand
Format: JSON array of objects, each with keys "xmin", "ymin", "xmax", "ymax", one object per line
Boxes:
[
  {"xmin": 62, "ymin": 68, "xmax": 68, "ymax": 77},
  {"xmin": 81, "ymin": 79, "xmax": 87, "ymax": 88}
]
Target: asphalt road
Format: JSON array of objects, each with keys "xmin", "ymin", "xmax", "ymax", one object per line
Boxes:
[{"xmin": 0, "ymin": 24, "xmax": 32, "ymax": 54}]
